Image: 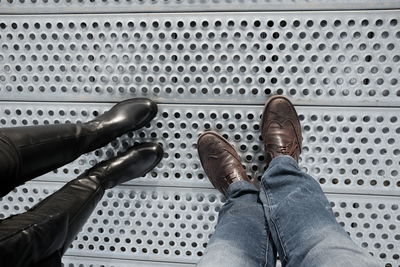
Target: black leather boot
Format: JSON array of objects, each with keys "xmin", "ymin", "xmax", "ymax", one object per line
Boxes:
[
  {"xmin": 0, "ymin": 142, "xmax": 163, "ymax": 267},
  {"xmin": 0, "ymin": 98, "xmax": 157, "ymax": 197}
]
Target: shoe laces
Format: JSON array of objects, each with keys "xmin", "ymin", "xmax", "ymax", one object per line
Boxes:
[
  {"xmin": 276, "ymin": 141, "xmax": 298, "ymax": 156},
  {"xmin": 277, "ymin": 144, "xmax": 290, "ymax": 154}
]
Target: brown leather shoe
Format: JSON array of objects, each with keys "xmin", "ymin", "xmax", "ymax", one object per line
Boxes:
[
  {"xmin": 197, "ymin": 131, "xmax": 250, "ymax": 196},
  {"xmin": 261, "ymin": 95, "xmax": 303, "ymax": 167}
]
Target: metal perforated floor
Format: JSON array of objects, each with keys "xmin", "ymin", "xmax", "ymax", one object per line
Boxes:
[
  {"xmin": 1, "ymin": 12, "xmax": 400, "ymax": 106},
  {"xmin": 0, "ymin": 2, "xmax": 399, "ymax": 267},
  {"xmin": 1, "ymin": 0, "xmax": 400, "ymax": 13}
]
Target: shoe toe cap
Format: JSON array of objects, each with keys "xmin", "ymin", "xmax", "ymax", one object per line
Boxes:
[
  {"xmin": 118, "ymin": 98, "xmax": 158, "ymax": 129},
  {"xmin": 134, "ymin": 142, "xmax": 163, "ymax": 174},
  {"xmin": 197, "ymin": 132, "xmax": 223, "ymax": 155},
  {"xmin": 269, "ymin": 97, "xmax": 294, "ymax": 116}
]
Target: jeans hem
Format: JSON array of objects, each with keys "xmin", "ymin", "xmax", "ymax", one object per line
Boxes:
[{"xmin": 268, "ymin": 155, "xmax": 299, "ymax": 170}]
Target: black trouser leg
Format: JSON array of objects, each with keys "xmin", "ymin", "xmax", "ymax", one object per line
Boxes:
[
  {"xmin": 0, "ymin": 123, "xmax": 108, "ymax": 197},
  {"xmin": 0, "ymin": 173, "xmax": 106, "ymax": 267},
  {"xmin": 32, "ymin": 251, "xmax": 63, "ymax": 267},
  {"xmin": 0, "ymin": 140, "xmax": 163, "ymax": 267},
  {"xmin": 0, "ymin": 135, "xmax": 20, "ymax": 195}
]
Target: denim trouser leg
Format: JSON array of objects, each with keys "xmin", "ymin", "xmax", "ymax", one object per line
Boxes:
[
  {"xmin": 197, "ymin": 181, "xmax": 276, "ymax": 267},
  {"xmin": 259, "ymin": 155, "xmax": 381, "ymax": 267}
]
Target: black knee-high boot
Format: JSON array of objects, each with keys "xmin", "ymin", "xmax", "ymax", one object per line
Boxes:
[
  {"xmin": 0, "ymin": 98, "xmax": 157, "ymax": 197},
  {"xmin": 0, "ymin": 142, "xmax": 163, "ymax": 267}
]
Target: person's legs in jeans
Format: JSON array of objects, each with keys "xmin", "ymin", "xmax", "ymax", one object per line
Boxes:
[
  {"xmin": 260, "ymin": 156, "xmax": 380, "ymax": 267},
  {"xmin": 260, "ymin": 96, "xmax": 380, "ymax": 267},
  {"xmin": 197, "ymin": 181, "xmax": 276, "ymax": 267},
  {"xmin": 197, "ymin": 132, "xmax": 276, "ymax": 267}
]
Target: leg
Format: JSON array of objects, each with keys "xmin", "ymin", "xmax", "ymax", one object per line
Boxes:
[
  {"xmin": 259, "ymin": 96, "xmax": 380, "ymax": 267},
  {"xmin": 0, "ymin": 143, "xmax": 163, "ymax": 267},
  {"xmin": 197, "ymin": 181, "xmax": 276, "ymax": 267},
  {"xmin": 259, "ymin": 156, "xmax": 380, "ymax": 267},
  {"xmin": 0, "ymin": 98, "xmax": 157, "ymax": 197},
  {"xmin": 0, "ymin": 135, "xmax": 20, "ymax": 189},
  {"xmin": 197, "ymin": 131, "xmax": 276, "ymax": 267},
  {"xmin": 32, "ymin": 252, "xmax": 63, "ymax": 267}
]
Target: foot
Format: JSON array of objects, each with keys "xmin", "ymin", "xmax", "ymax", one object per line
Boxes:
[
  {"xmin": 82, "ymin": 98, "xmax": 158, "ymax": 152},
  {"xmin": 261, "ymin": 96, "xmax": 302, "ymax": 167},
  {"xmin": 83, "ymin": 142, "xmax": 163, "ymax": 189},
  {"xmin": 197, "ymin": 131, "xmax": 250, "ymax": 196},
  {"xmin": 86, "ymin": 98, "xmax": 157, "ymax": 133}
]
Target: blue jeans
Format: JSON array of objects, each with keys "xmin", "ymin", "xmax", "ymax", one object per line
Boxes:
[{"xmin": 197, "ymin": 156, "xmax": 380, "ymax": 267}]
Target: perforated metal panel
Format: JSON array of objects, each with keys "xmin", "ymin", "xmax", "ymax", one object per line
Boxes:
[
  {"xmin": 62, "ymin": 255, "xmax": 195, "ymax": 267},
  {"xmin": 1, "ymin": 0, "xmax": 400, "ymax": 13},
  {"xmin": 1, "ymin": 12, "xmax": 400, "ymax": 106},
  {"xmin": 0, "ymin": 102, "xmax": 398, "ymax": 196},
  {"xmin": 0, "ymin": 182, "xmax": 397, "ymax": 266}
]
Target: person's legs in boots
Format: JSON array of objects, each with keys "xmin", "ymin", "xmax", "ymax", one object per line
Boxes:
[
  {"xmin": 259, "ymin": 96, "xmax": 380, "ymax": 267},
  {"xmin": 0, "ymin": 98, "xmax": 157, "ymax": 197},
  {"xmin": 196, "ymin": 131, "xmax": 276, "ymax": 267},
  {"xmin": 0, "ymin": 142, "xmax": 163, "ymax": 267}
]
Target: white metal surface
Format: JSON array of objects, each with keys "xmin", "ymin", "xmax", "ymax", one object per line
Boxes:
[
  {"xmin": 62, "ymin": 255, "xmax": 195, "ymax": 267},
  {"xmin": 0, "ymin": 0, "xmax": 400, "ymax": 13},
  {"xmin": 0, "ymin": 12, "xmax": 400, "ymax": 106}
]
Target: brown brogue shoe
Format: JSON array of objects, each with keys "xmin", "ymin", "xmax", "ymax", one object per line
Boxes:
[
  {"xmin": 197, "ymin": 131, "xmax": 250, "ymax": 196},
  {"xmin": 261, "ymin": 95, "xmax": 303, "ymax": 167}
]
